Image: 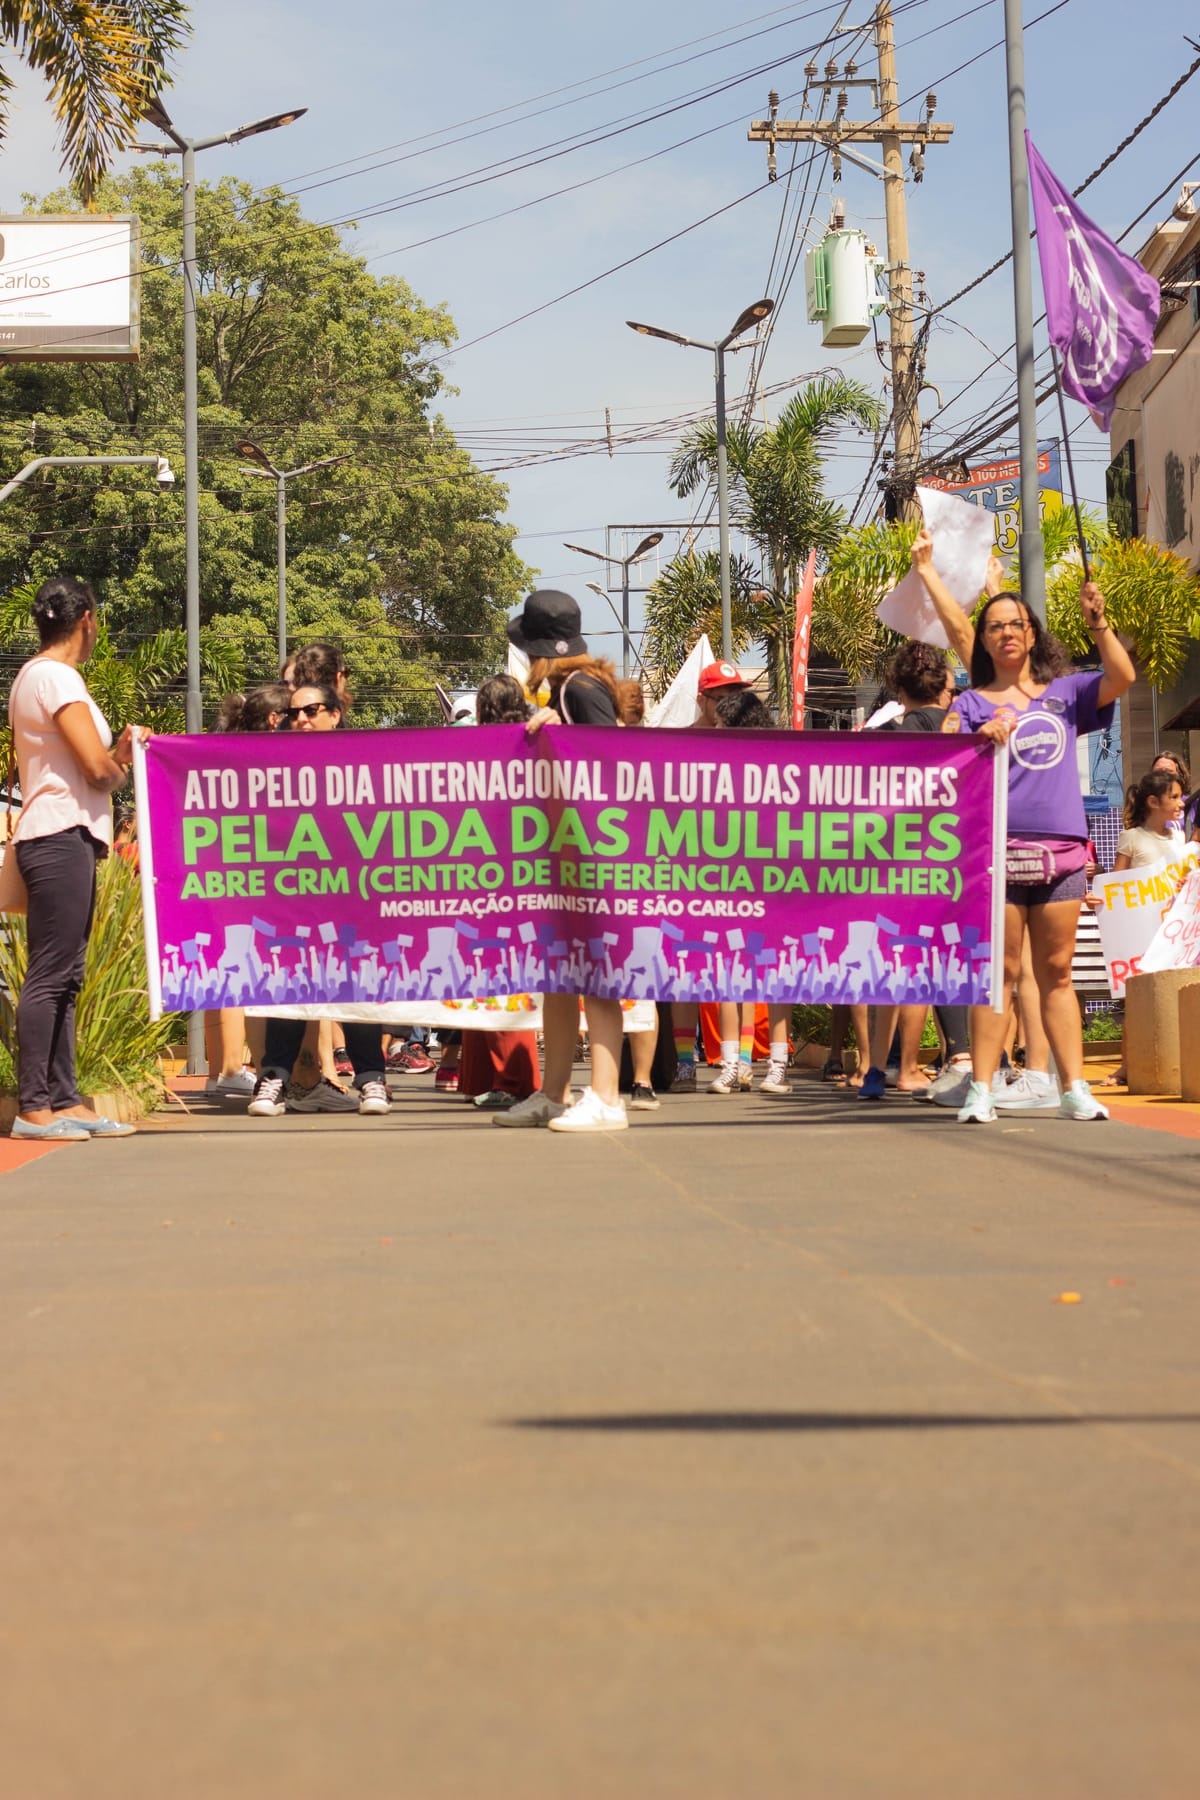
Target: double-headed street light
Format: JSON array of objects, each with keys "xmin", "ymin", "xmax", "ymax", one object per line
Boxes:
[
  {"xmin": 134, "ymin": 98, "xmax": 307, "ymax": 732},
  {"xmin": 237, "ymin": 441, "xmax": 351, "ymax": 665},
  {"xmin": 627, "ymin": 299, "xmax": 773, "ymax": 661},
  {"xmin": 564, "ymin": 531, "xmax": 663, "ymax": 677}
]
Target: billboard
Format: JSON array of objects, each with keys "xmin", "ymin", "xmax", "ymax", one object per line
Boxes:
[
  {"xmin": 924, "ymin": 441, "xmax": 1064, "ymax": 556},
  {"xmin": 0, "ymin": 215, "xmax": 140, "ymax": 360}
]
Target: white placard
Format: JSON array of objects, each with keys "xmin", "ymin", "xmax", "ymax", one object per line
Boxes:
[
  {"xmin": 877, "ymin": 487, "xmax": 995, "ymax": 649},
  {"xmin": 1091, "ymin": 847, "xmax": 1200, "ymax": 996}
]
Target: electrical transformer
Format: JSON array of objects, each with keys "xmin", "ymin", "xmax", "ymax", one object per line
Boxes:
[{"xmin": 805, "ymin": 229, "xmax": 887, "ymax": 347}]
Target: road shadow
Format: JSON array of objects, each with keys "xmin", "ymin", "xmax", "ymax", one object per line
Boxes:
[{"xmin": 508, "ymin": 1409, "xmax": 1200, "ymax": 1433}]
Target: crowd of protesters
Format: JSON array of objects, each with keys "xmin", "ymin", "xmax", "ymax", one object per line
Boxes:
[{"xmin": 4, "ymin": 530, "xmax": 1159, "ymax": 1140}]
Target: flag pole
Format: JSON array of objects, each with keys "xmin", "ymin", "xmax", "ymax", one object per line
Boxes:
[
  {"xmin": 1048, "ymin": 345, "xmax": 1092, "ymax": 582},
  {"xmin": 1003, "ymin": 0, "xmax": 1048, "ymax": 623}
]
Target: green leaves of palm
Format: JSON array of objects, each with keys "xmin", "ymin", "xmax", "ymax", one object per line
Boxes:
[{"xmin": 0, "ymin": 1, "xmax": 188, "ymax": 201}]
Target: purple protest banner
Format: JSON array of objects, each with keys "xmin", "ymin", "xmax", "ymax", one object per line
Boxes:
[
  {"xmin": 1026, "ymin": 134, "xmax": 1160, "ymax": 429},
  {"xmin": 133, "ymin": 724, "xmax": 1005, "ymax": 1017}
]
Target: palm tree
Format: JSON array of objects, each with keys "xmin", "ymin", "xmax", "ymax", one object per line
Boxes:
[
  {"xmin": 645, "ymin": 375, "xmax": 883, "ymax": 709},
  {"xmin": 0, "ymin": 1, "xmax": 187, "ymax": 201}
]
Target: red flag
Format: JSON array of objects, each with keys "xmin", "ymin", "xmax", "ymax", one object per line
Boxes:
[{"xmin": 791, "ymin": 550, "xmax": 817, "ymax": 730}]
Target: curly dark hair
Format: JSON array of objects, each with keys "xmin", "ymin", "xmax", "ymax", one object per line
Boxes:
[
  {"xmin": 475, "ymin": 673, "xmax": 529, "ymax": 724},
  {"xmin": 714, "ymin": 688, "xmax": 773, "ymax": 729},
  {"xmin": 969, "ymin": 592, "xmax": 1070, "ymax": 688},
  {"xmin": 886, "ymin": 639, "xmax": 951, "ymax": 705}
]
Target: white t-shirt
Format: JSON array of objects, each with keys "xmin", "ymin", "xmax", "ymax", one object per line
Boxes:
[
  {"xmin": 1115, "ymin": 825, "xmax": 1177, "ymax": 869},
  {"xmin": 8, "ymin": 656, "xmax": 113, "ymax": 848}
]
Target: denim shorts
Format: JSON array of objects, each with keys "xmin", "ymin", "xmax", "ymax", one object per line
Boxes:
[{"xmin": 1005, "ymin": 867, "xmax": 1088, "ymax": 908}]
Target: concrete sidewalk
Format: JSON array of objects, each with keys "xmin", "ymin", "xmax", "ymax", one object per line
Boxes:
[{"xmin": 2, "ymin": 1076, "xmax": 1199, "ymax": 1798}]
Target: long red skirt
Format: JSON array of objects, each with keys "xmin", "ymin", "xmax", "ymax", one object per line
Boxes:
[{"xmin": 458, "ymin": 1030, "xmax": 541, "ymax": 1099}]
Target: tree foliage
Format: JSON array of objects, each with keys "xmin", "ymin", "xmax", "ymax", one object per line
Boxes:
[
  {"xmin": 648, "ymin": 376, "xmax": 884, "ymax": 710},
  {"xmin": 0, "ymin": 165, "xmax": 533, "ymax": 722},
  {"xmin": 0, "ymin": 1, "xmax": 188, "ymax": 200}
]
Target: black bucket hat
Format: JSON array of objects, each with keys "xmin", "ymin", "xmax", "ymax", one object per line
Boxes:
[{"xmin": 506, "ymin": 589, "xmax": 587, "ymax": 660}]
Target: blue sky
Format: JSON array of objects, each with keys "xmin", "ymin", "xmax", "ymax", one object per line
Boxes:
[{"xmin": 1, "ymin": 0, "xmax": 1195, "ymax": 649}]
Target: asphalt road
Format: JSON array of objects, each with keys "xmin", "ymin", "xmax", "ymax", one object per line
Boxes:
[{"xmin": 2, "ymin": 1076, "xmax": 1198, "ymax": 1799}]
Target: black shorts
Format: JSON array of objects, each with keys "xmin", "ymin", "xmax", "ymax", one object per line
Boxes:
[{"xmin": 1005, "ymin": 867, "xmax": 1087, "ymax": 908}]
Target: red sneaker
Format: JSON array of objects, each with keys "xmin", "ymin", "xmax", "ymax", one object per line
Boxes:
[{"xmin": 434, "ymin": 1067, "xmax": 459, "ymax": 1093}]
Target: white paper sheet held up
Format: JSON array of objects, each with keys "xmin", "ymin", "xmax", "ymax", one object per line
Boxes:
[{"xmin": 876, "ymin": 487, "xmax": 995, "ymax": 650}]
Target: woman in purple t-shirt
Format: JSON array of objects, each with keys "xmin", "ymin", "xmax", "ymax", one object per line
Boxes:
[{"xmin": 943, "ymin": 582, "xmax": 1134, "ymax": 1125}]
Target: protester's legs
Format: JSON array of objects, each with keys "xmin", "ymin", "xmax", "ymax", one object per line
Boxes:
[
  {"xmin": 1015, "ymin": 931, "xmax": 1052, "ymax": 1074},
  {"xmin": 243, "ymin": 1015, "xmax": 265, "ymax": 1072},
  {"xmin": 541, "ymin": 993, "xmax": 580, "ymax": 1104},
  {"xmin": 671, "ymin": 1003, "xmax": 698, "ymax": 1068},
  {"xmin": 205, "ymin": 1007, "xmax": 246, "ymax": 1078},
  {"xmin": 896, "ymin": 1006, "xmax": 930, "ymax": 1090},
  {"xmin": 341, "ymin": 1023, "xmax": 386, "ymax": 1084},
  {"xmin": 262, "ymin": 1017, "xmax": 307, "ymax": 1079},
  {"xmin": 1025, "ymin": 900, "xmax": 1086, "ymax": 1088},
  {"xmin": 631, "ymin": 1011, "xmax": 658, "ymax": 1087},
  {"xmin": 584, "ymin": 997, "xmax": 624, "ymax": 1107},
  {"xmin": 968, "ymin": 902, "xmax": 1027, "ymax": 1086},
  {"xmin": 933, "ymin": 1005, "xmax": 970, "ymax": 1063},
  {"xmin": 15, "ymin": 832, "xmax": 97, "ymax": 1121},
  {"xmin": 867, "ymin": 1005, "xmax": 899, "ymax": 1078}
]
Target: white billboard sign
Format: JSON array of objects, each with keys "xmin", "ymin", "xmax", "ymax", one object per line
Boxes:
[{"xmin": 0, "ymin": 214, "xmax": 139, "ymax": 360}]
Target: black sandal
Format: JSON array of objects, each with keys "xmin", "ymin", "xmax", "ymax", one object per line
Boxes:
[{"xmin": 820, "ymin": 1057, "xmax": 847, "ymax": 1083}]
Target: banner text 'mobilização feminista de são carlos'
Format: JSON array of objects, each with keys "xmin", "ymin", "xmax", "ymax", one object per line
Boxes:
[{"xmin": 135, "ymin": 724, "xmax": 1004, "ymax": 1017}]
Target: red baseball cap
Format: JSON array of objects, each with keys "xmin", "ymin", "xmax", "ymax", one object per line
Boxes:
[{"xmin": 697, "ymin": 661, "xmax": 750, "ymax": 695}]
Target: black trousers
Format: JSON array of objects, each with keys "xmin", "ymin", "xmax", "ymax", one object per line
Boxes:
[
  {"xmin": 262, "ymin": 1017, "xmax": 385, "ymax": 1085},
  {"xmin": 15, "ymin": 827, "xmax": 100, "ymax": 1112}
]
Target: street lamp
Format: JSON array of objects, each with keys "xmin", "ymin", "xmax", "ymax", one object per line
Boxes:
[
  {"xmin": 134, "ymin": 98, "xmax": 307, "ymax": 732},
  {"xmin": 627, "ymin": 298, "xmax": 773, "ymax": 660},
  {"xmin": 236, "ymin": 441, "xmax": 351, "ymax": 665},
  {"xmin": 0, "ymin": 453, "xmax": 174, "ymax": 506},
  {"xmin": 564, "ymin": 531, "xmax": 663, "ymax": 676}
]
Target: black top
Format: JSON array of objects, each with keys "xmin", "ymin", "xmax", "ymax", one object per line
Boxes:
[
  {"xmin": 555, "ymin": 672, "xmax": 618, "ymax": 726},
  {"xmin": 878, "ymin": 704, "xmax": 948, "ymax": 734}
]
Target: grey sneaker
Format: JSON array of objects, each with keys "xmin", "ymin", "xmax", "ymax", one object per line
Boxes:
[
  {"xmin": 995, "ymin": 1069, "xmax": 1061, "ymax": 1112},
  {"xmin": 493, "ymin": 1090, "xmax": 568, "ymax": 1129},
  {"xmin": 285, "ymin": 1078, "xmax": 360, "ymax": 1114},
  {"xmin": 669, "ymin": 1061, "xmax": 697, "ymax": 1094},
  {"xmin": 248, "ymin": 1074, "xmax": 287, "ymax": 1117},
  {"xmin": 630, "ymin": 1083, "xmax": 660, "ymax": 1111},
  {"xmin": 1058, "ymin": 1080, "xmax": 1109, "ymax": 1121},
  {"xmin": 916, "ymin": 1060, "xmax": 972, "ymax": 1105}
]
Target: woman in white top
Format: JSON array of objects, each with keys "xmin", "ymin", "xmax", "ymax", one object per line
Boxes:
[{"xmin": 7, "ymin": 577, "xmax": 144, "ymax": 1140}]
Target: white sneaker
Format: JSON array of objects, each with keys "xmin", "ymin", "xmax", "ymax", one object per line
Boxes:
[
  {"xmin": 211, "ymin": 1067, "xmax": 256, "ymax": 1097},
  {"xmin": 957, "ymin": 1080, "xmax": 997, "ymax": 1124},
  {"xmin": 357, "ymin": 1078, "xmax": 390, "ymax": 1116},
  {"xmin": 1059, "ymin": 1080, "xmax": 1109, "ymax": 1121},
  {"xmin": 759, "ymin": 1065, "xmax": 792, "ymax": 1095},
  {"xmin": 995, "ymin": 1069, "xmax": 1061, "ymax": 1112},
  {"xmin": 708, "ymin": 1060, "xmax": 743, "ymax": 1095},
  {"xmin": 492, "ymin": 1090, "xmax": 568, "ymax": 1129},
  {"xmin": 547, "ymin": 1087, "xmax": 629, "ymax": 1133},
  {"xmin": 248, "ymin": 1074, "xmax": 287, "ymax": 1117}
]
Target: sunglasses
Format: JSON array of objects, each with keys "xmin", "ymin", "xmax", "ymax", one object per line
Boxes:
[{"xmin": 287, "ymin": 701, "xmax": 330, "ymax": 721}]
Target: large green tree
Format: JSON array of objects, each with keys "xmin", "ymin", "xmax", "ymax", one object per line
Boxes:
[
  {"xmin": 646, "ymin": 376, "xmax": 884, "ymax": 708},
  {"xmin": 0, "ymin": 1, "xmax": 187, "ymax": 198},
  {"xmin": 0, "ymin": 165, "xmax": 533, "ymax": 721}
]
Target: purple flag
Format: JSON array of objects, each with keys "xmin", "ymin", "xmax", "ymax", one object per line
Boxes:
[{"xmin": 1027, "ymin": 134, "xmax": 1160, "ymax": 428}]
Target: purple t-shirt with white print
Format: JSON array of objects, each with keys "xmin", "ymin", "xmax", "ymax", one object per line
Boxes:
[{"xmin": 945, "ymin": 671, "xmax": 1113, "ymax": 842}]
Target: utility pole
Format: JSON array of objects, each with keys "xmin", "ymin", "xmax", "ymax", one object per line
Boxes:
[{"xmin": 748, "ymin": 1, "xmax": 952, "ymax": 518}]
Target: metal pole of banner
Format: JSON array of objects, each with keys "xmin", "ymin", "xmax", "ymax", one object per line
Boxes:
[
  {"xmin": 714, "ymin": 343, "xmax": 733, "ymax": 662},
  {"xmin": 276, "ymin": 473, "xmax": 288, "ymax": 667},
  {"xmin": 1003, "ymin": 0, "xmax": 1047, "ymax": 622},
  {"xmin": 181, "ymin": 138, "xmax": 203, "ymax": 736}
]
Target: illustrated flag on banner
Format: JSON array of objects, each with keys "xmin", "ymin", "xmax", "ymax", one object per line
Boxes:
[
  {"xmin": 791, "ymin": 549, "xmax": 817, "ymax": 730},
  {"xmin": 1026, "ymin": 133, "xmax": 1160, "ymax": 428}
]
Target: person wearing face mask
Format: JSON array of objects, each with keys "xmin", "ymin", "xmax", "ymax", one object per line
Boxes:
[
  {"xmin": 943, "ymin": 580, "xmax": 1135, "ymax": 1124},
  {"xmin": 247, "ymin": 681, "xmax": 390, "ymax": 1119},
  {"xmin": 6, "ymin": 576, "xmax": 144, "ymax": 1139}
]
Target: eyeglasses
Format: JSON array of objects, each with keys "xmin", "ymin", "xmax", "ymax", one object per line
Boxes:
[
  {"xmin": 983, "ymin": 618, "xmax": 1031, "ymax": 638},
  {"xmin": 287, "ymin": 701, "xmax": 329, "ymax": 721}
]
